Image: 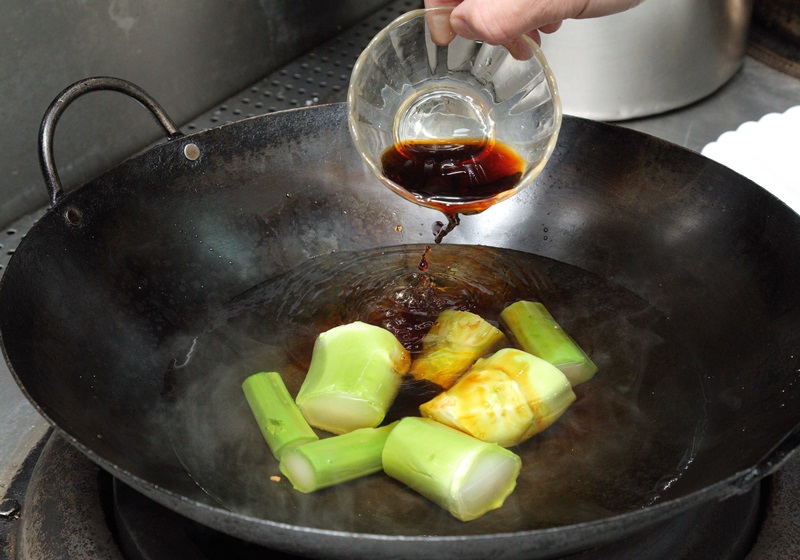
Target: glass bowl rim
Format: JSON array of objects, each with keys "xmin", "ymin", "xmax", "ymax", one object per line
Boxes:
[{"xmin": 347, "ymin": 6, "xmax": 563, "ymax": 214}]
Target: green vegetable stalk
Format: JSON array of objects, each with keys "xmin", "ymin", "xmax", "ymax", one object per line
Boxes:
[
  {"xmin": 242, "ymin": 371, "xmax": 319, "ymax": 459},
  {"xmin": 382, "ymin": 417, "xmax": 521, "ymax": 522},
  {"xmin": 500, "ymin": 301, "xmax": 597, "ymax": 386},
  {"xmin": 296, "ymin": 322, "xmax": 410, "ymax": 434},
  {"xmin": 280, "ymin": 422, "xmax": 397, "ymax": 493},
  {"xmin": 420, "ymin": 348, "xmax": 575, "ymax": 446},
  {"xmin": 409, "ymin": 310, "xmax": 508, "ymax": 389}
]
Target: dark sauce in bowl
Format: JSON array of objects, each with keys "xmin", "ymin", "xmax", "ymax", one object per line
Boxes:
[
  {"xmin": 381, "ymin": 139, "xmax": 526, "ymax": 242},
  {"xmin": 381, "ymin": 139, "xmax": 524, "ymax": 210}
]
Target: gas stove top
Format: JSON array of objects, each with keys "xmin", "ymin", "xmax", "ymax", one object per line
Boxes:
[{"xmin": 2, "ymin": 1, "xmax": 800, "ymax": 558}]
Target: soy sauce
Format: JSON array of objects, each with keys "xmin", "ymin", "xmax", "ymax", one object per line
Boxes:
[
  {"xmin": 418, "ymin": 245, "xmax": 432, "ymax": 271},
  {"xmin": 381, "ymin": 139, "xmax": 524, "ymax": 211}
]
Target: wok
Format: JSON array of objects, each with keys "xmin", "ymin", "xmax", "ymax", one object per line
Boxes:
[{"xmin": 1, "ymin": 77, "xmax": 800, "ymax": 559}]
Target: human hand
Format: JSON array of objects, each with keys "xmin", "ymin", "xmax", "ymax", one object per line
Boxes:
[{"xmin": 424, "ymin": 0, "xmax": 644, "ymax": 45}]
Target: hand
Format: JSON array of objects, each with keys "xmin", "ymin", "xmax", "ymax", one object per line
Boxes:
[{"xmin": 424, "ymin": 0, "xmax": 644, "ymax": 45}]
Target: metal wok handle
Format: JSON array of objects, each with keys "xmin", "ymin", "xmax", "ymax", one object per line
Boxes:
[{"xmin": 38, "ymin": 76, "xmax": 184, "ymax": 205}]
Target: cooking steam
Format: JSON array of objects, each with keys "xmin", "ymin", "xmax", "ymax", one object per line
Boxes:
[{"xmin": 158, "ymin": 244, "xmax": 708, "ymax": 532}]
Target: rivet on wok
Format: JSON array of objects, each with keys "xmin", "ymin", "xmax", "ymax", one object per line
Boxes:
[
  {"xmin": 0, "ymin": 498, "xmax": 21, "ymax": 519},
  {"xmin": 183, "ymin": 143, "xmax": 201, "ymax": 161},
  {"xmin": 65, "ymin": 207, "xmax": 82, "ymax": 227}
]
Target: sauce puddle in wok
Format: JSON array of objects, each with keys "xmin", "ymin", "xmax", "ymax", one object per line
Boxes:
[{"xmin": 162, "ymin": 245, "xmax": 707, "ymax": 533}]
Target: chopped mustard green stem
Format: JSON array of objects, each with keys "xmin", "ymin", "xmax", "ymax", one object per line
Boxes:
[
  {"xmin": 421, "ymin": 348, "xmax": 575, "ymax": 446},
  {"xmin": 477, "ymin": 348, "xmax": 576, "ymax": 435},
  {"xmin": 382, "ymin": 417, "xmax": 521, "ymax": 522},
  {"xmin": 280, "ymin": 422, "xmax": 397, "ymax": 493},
  {"xmin": 409, "ymin": 309, "xmax": 508, "ymax": 389},
  {"xmin": 242, "ymin": 371, "xmax": 318, "ymax": 460},
  {"xmin": 500, "ymin": 301, "xmax": 597, "ymax": 386},
  {"xmin": 296, "ymin": 322, "xmax": 410, "ymax": 434}
]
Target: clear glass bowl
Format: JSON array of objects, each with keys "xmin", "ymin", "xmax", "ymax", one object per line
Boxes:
[{"xmin": 348, "ymin": 7, "xmax": 562, "ymax": 215}]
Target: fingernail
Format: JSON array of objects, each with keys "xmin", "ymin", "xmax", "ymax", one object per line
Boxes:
[{"xmin": 450, "ymin": 13, "xmax": 478, "ymax": 40}]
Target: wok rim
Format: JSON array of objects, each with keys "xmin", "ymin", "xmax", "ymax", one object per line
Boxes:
[{"xmin": 55, "ymin": 424, "xmax": 794, "ymax": 548}]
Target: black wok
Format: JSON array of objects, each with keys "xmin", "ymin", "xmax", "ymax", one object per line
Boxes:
[{"xmin": 1, "ymin": 78, "xmax": 799, "ymax": 559}]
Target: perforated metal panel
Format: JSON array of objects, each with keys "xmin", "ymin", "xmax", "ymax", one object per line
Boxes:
[
  {"xmin": 0, "ymin": 210, "xmax": 45, "ymax": 275},
  {"xmin": 185, "ymin": 0, "xmax": 422, "ymax": 131},
  {"xmin": 0, "ymin": 0, "xmax": 421, "ymax": 274}
]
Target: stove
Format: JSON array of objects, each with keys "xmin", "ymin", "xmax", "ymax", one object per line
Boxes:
[{"xmin": 2, "ymin": 1, "xmax": 800, "ymax": 558}]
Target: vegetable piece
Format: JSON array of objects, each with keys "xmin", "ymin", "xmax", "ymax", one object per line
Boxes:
[
  {"xmin": 280, "ymin": 422, "xmax": 397, "ymax": 493},
  {"xmin": 419, "ymin": 348, "xmax": 575, "ymax": 447},
  {"xmin": 382, "ymin": 417, "xmax": 521, "ymax": 522},
  {"xmin": 478, "ymin": 349, "xmax": 576, "ymax": 436},
  {"xmin": 420, "ymin": 366, "xmax": 533, "ymax": 447},
  {"xmin": 421, "ymin": 348, "xmax": 575, "ymax": 446},
  {"xmin": 500, "ymin": 301, "xmax": 597, "ymax": 386},
  {"xmin": 242, "ymin": 371, "xmax": 319, "ymax": 460},
  {"xmin": 408, "ymin": 309, "xmax": 508, "ymax": 389},
  {"xmin": 296, "ymin": 322, "xmax": 410, "ymax": 434}
]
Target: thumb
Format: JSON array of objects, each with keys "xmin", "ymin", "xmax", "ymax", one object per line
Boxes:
[{"xmin": 450, "ymin": 0, "xmax": 570, "ymax": 45}]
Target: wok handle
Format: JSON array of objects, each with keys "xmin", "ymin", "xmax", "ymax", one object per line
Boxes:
[{"xmin": 38, "ymin": 76, "xmax": 184, "ymax": 205}]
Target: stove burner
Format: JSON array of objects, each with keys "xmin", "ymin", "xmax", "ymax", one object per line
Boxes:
[
  {"xmin": 114, "ymin": 479, "xmax": 302, "ymax": 560},
  {"xmin": 4, "ymin": 432, "xmax": 770, "ymax": 560},
  {"xmin": 749, "ymin": 0, "xmax": 800, "ymax": 78}
]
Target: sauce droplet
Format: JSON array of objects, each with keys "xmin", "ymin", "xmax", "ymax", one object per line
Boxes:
[{"xmin": 418, "ymin": 245, "xmax": 432, "ymax": 271}]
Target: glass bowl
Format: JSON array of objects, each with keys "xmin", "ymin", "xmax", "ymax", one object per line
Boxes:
[{"xmin": 347, "ymin": 7, "xmax": 562, "ymax": 216}]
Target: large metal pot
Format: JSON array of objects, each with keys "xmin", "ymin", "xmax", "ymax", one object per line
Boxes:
[
  {"xmin": 1, "ymin": 78, "xmax": 799, "ymax": 559},
  {"xmin": 540, "ymin": 0, "xmax": 755, "ymax": 120}
]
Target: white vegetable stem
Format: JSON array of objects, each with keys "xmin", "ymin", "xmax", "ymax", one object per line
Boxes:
[
  {"xmin": 280, "ymin": 422, "xmax": 397, "ymax": 493},
  {"xmin": 296, "ymin": 322, "xmax": 410, "ymax": 434},
  {"xmin": 382, "ymin": 417, "xmax": 521, "ymax": 522}
]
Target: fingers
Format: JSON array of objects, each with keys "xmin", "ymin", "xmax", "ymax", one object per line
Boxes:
[
  {"xmin": 423, "ymin": 0, "xmax": 572, "ymax": 46},
  {"xmin": 525, "ymin": 29, "xmax": 542, "ymax": 46},
  {"xmin": 504, "ymin": 36, "xmax": 536, "ymax": 59},
  {"xmin": 573, "ymin": 0, "xmax": 645, "ymax": 19},
  {"xmin": 539, "ymin": 21, "xmax": 563, "ymax": 34},
  {"xmin": 424, "ymin": 0, "xmax": 461, "ymax": 45},
  {"xmin": 448, "ymin": 0, "xmax": 643, "ymax": 45},
  {"xmin": 423, "ymin": 0, "xmax": 462, "ymax": 7},
  {"xmin": 426, "ymin": 9, "xmax": 457, "ymax": 46},
  {"xmin": 450, "ymin": 0, "xmax": 570, "ymax": 45}
]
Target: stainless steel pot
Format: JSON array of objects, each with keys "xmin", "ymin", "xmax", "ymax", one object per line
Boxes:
[{"xmin": 540, "ymin": 0, "xmax": 755, "ymax": 120}]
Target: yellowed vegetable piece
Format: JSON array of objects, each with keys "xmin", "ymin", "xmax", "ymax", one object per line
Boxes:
[
  {"xmin": 420, "ymin": 367, "xmax": 533, "ymax": 447},
  {"xmin": 476, "ymin": 348, "xmax": 576, "ymax": 438},
  {"xmin": 420, "ymin": 348, "xmax": 575, "ymax": 446},
  {"xmin": 500, "ymin": 301, "xmax": 597, "ymax": 386},
  {"xmin": 296, "ymin": 322, "xmax": 410, "ymax": 434},
  {"xmin": 409, "ymin": 309, "xmax": 508, "ymax": 389}
]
